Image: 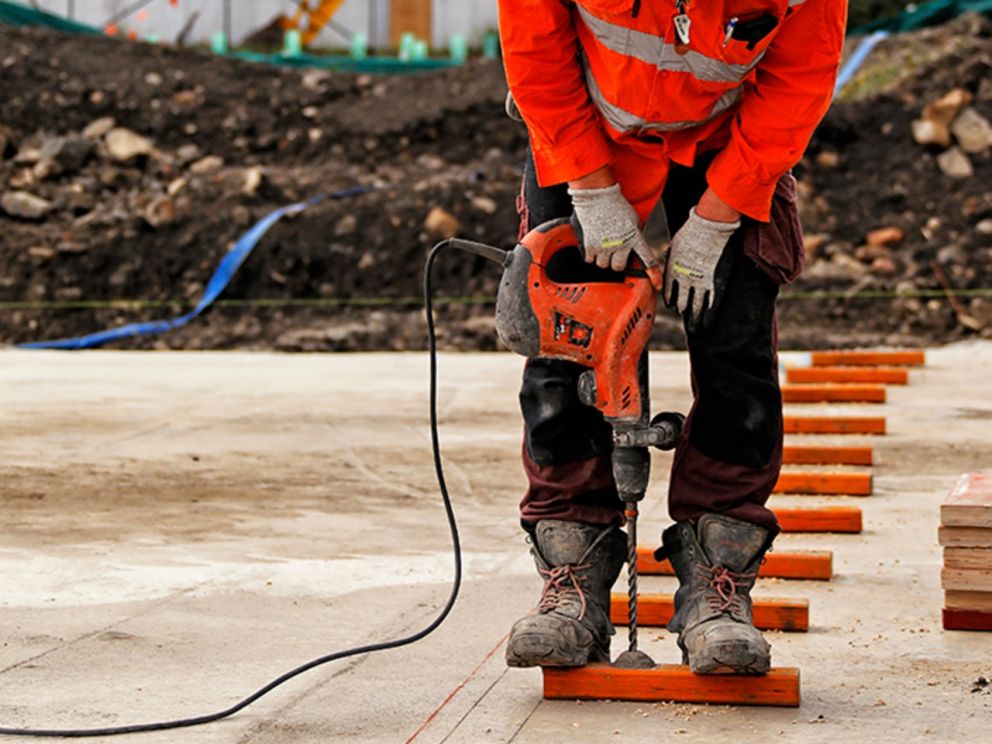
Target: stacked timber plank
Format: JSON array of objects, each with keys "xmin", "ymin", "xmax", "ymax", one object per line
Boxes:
[{"xmin": 940, "ymin": 473, "xmax": 992, "ymax": 631}]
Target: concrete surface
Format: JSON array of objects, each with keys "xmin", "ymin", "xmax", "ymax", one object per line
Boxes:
[{"xmin": 1, "ymin": 344, "xmax": 990, "ymax": 743}]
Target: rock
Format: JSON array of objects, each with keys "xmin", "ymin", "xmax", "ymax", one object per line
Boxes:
[
  {"xmin": 143, "ymin": 195, "xmax": 176, "ymax": 228},
  {"xmin": 334, "ymin": 213, "xmax": 357, "ymax": 236},
  {"xmin": 14, "ymin": 142, "xmax": 43, "ymax": 165},
  {"xmin": 815, "ymin": 150, "xmax": 840, "ymax": 168},
  {"xmin": 936, "ymin": 147, "xmax": 974, "ymax": 178},
  {"xmin": 870, "ymin": 257, "xmax": 897, "ymax": 275},
  {"xmin": 33, "ymin": 136, "xmax": 93, "ymax": 178},
  {"xmin": 176, "ymin": 143, "xmax": 202, "ymax": 165},
  {"xmin": 82, "ymin": 116, "xmax": 115, "ymax": 140},
  {"xmin": 866, "ymin": 226, "xmax": 904, "ymax": 247},
  {"xmin": 189, "ymin": 155, "xmax": 223, "ymax": 175},
  {"xmin": 1, "ymin": 190, "xmax": 54, "ymax": 220},
  {"xmin": 911, "ymin": 118, "xmax": 950, "ymax": 148},
  {"xmin": 144, "ymin": 71, "xmax": 163, "ymax": 86},
  {"xmin": 950, "ymin": 107, "xmax": 992, "ymax": 154},
  {"xmin": 471, "ymin": 195, "xmax": 499, "ymax": 214},
  {"xmin": 803, "ymin": 233, "xmax": 829, "ymax": 261},
  {"xmin": 105, "ymin": 127, "xmax": 153, "ymax": 162},
  {"xmin": 27, "ymin": 245, "xmax": 55, "ymax": 260},
  {"xmin": 976, "ymin": 219, "xmax": 992, "ymax": 236},
  {"xmin": 424, "ymin": 206, "xmax": 460, "ymax": 239},
  {"xmin": 242, "ymin": 166, "xmax": 265, "ymax": 196},
  {"xmin": 856, "ymin": 244, "xmax": 892, "ymax": 262},
  {"xmin": 922, "ymin": 88, "xmax": 973, "ymax": 128}
]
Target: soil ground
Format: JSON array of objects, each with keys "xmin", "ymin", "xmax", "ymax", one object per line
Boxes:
[
  {"xmin": 0, "ymin": 17, "xmax": 990, "ymax": 352},
  {"xmin": 1, "ymin": 344, "xmax": 990, "ymax": 742}
]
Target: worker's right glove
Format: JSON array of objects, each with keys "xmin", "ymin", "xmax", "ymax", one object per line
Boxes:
[
  {"xmin": 664, "ymin": 207, "xmax": 740, "ymax": 330},
  {"xmin": 568, "ymin": 184, "xmax": 661, "ymax": 286}
]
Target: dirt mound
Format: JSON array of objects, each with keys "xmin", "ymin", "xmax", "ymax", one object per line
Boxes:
[{"xmin": 0, "ymin": 18, "xmax": 990, "ymax": 351}]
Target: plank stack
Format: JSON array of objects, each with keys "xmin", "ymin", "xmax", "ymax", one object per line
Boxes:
[{"xmin": 940, "ymin": 473, "xmax": 992, "ymax": 631}]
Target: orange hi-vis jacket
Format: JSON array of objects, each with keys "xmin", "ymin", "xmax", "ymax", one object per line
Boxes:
[{"xmin": 498, "ymin": 0, "xmax": 846, "ymax": 221}]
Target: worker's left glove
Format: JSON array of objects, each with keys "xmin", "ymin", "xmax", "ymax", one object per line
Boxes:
[
  {"xmin": 568, "ymin": 184, "xmax": 662, "ymax": 287},
  {"xmin": 664, "ymin": 207, "xmax": 740, "ymax": 330}
]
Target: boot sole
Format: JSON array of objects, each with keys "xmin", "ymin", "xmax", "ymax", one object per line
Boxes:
[{"xmin": 506, "ymin": 634, "xmax": 608, "ymax": 668}]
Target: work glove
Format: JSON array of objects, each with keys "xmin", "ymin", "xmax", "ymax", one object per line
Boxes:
[
  {"xmin": 663, "ymin": 207, "xmax": 740, "ymax": 330},
  {"xmin": 568, "ymin": 184, "xmax": 662, "ymax": 288}
]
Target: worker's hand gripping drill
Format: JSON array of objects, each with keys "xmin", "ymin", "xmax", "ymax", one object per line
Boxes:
[
  {"xmin": 568, "ymin": 184, "xmax": 664, "ymax": 289},
  {"xmin": 664, "ymin": 207, "xmax": 740, "ymax": 330}
]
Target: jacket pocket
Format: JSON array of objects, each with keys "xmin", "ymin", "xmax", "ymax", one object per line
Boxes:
[
  {"xmin": 718, "ymin": 12, "xmax": 781, "ymax": 68},
  {"xmin": 742, "ymin": 172, "xmax": 805, "ymax": 285},
  {"xmin": 575, "ymin": 0, "xmax": 637, "ymax": 18}
]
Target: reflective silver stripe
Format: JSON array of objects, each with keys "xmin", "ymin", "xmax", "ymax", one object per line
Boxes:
[
  {"xmin": 584, "ymin": 67, "xmax": 742, "ymax": 134},
  {"xmin": 788, "ymin": 0, "xmax": 807, "ymax": 5},
  {"xmin": 576, "ymin": 5, "xmax": 765, "ymax": 84}
]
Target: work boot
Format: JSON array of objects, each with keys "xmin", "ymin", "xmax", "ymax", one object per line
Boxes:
[
  {"xmin": 506, "ymin": 519, "xmax": 626, "ymax": 668},
  {"xmin": 661, "ymin": 513, "xmax": 773, "ymax": 674}
]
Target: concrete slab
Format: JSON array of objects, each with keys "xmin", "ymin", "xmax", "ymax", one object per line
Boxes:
[{"xmin": 1, "ymin": 343, "xmax": 991, "ymax": 742}]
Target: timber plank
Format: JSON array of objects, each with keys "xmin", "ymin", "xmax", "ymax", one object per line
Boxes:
[
  {"xmin": 782, "ymin": 384, "xmax": 886, "ymax": 404},
  {"xmin": 774, "ymin": 472, "xmax": 872, "ymax": 496},
  {"xmin": 774, "ymin": 506, "xmax": 863, "ymax": 533},
  {"xmin": 782, "ymin": 445, "xmax": 874, "ymax": 466},
  {"xmin": 637, "ymin": 547, "xmax": 833, "ymax": 580},
  {"xmin": 787, "ymin": 367, "xmax": 909, "ymax": 385},
  {"xmin": 944, "ymin": 590, "xmax": 992, "ymax": 612},
  {"xmin": 942, "ymin": 608, "xmax": 992, "ymax": 631},
  {"xmin": 940, "ymin": 473, "xmax": 992, "ymax": 528},
  {"xmin": 543, "ymin": 664, "xmax": 801, "ymax": 706},
  {"xmin": 941, "ymin": 568, "xmax": 992, "ymax": 592},
  {"xmin": 942, "ymin": 547, "xmax": 992, "ymax": 571},
  {"xmin": 783, "ymin": 416, "xmax": 886, "ymax": 435},
  {"xmin": 609, "ymin": 593, "xmax": 809, "ymax": 632},
  {"xmin": 938, "ymin": 526, "xmax": 992, "ymax": 548},
  {"xmin": 810, "ymin": 350, "xmax": 925, "ymax": 366}
]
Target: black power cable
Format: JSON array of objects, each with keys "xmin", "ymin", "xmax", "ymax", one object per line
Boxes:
[{"xmin": 0, "ymin": 241, "xmax": 463, "ymax": 738}]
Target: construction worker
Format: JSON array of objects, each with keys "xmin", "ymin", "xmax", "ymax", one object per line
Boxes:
[{"xmin": 498, "ymin": 0, "xmax": 846, "ymax": 673}]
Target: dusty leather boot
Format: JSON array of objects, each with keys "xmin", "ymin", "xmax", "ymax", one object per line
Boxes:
[
  {"xmin": 506, "ymin": 519, "xmax": 626, "ymax": 668},
  {"xmin": 660, "ymin": 513, "xmax": 773, "ymax": 674}
]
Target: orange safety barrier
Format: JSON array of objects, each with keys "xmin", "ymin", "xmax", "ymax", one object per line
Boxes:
[
  {"xmin": 787, "ymin": 367, "xmax": 909, "ymax": 385},
  {"xmin": 810, "ymin": 350, "xmax": 925, "ymax": 367},
  {"xmin": 543, "ymin": 664, "xmax": 801, "ymax": 706},
  {"xmin": 784, "ymin": 416, "xmax": 886, "ymax": 435},
  {"xmin": 773, "ymin": 506, "xmax": 863, "ymax": 533},
  {"xmin": 774, "ymin": 472, "xmax": 872, "ymax": 496},
  {"xmin": 609, "ymin": 593, "xmax": 809, "ymax": 631},
  {"xmin": 637, "ymin": 547, "xmax": 833, "ymax": 580},
  {"xmin": 782, "ymin": 445, "xmax": 873, "ymax": 466},
  {"xmin": 782, "ymin": 385, "xmax": 886, "ymax": 404}
]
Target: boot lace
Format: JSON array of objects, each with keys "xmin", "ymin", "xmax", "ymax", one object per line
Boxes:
[
  {"xmin": 537, "ymin": 563, "xmax": 591, "ymax": 620},
  {"xmin": 696, "ymin": 564, "xmax": 755, "ymax": 615}
]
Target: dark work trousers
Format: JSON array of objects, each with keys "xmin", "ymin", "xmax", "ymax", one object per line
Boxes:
[{"xmin": 517, "ymin": 150, "xmax": 799, "ymax": 533}]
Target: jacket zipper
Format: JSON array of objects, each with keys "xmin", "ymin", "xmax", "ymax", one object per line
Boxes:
[{"xmin": 632, "ymin": 0, "xmax": 642, "ymax": 17}]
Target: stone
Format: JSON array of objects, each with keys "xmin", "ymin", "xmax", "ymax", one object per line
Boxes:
[
  {"xmin": 189, "ymin": 155, "xmax": 223, "ymax": 175},
  {"xmin": 975, "ymin": 219, "xmax": 992, "ymax": 237},
  {"xmin": 911, "ymin": 118, "xmax": 951, "ymax": 148},
  {"xmin": 143, "ymin": 196, "xmax": 176, "ymax": 228},
  {"xmin": 334, "ymin": 213, "xmax": 357, "ymax": 236},
  {"xmin": 424, "ymin": 206, "xmax": 460, "ymax": 239},
  {"xmin": 950, "ymin": 108, "xmax": 992, "ymax": 154},
  {"xmin": 242, "ymin": 166, "xmax": 265, "ymax": 196},
  {"xmin": 870, "ymin": 257, "xmax": 897, "ymax": 275},
  {"xmin": 936, "ymin": 147, "xmax": 974, "ymax": 179},
  {"xmin": 866, "ymin": 226, "xmax": 904, "ymax": 247},
  {"xmin": 82, "ymin": 116, "xmax": 115, "ymax": 140},
  {"xmin": 34, "ymin": 136, "xmax": 93, "ymax": 178},
  {"xmin": 176, "ymin": 143, "xmax": 202, "ymax": 165},
  {"xmin": 27, "ymin": 245, "xmax": 55, "ymax": 260},
  {"xmin": 144, "ymin": 71, "xmax": 163, "ymax": 86},
  {"xmin": 815, "ymin": 150, "xmax": 840, "ymax": 168},
  {"xmin": 105, "ymin": 127, "xmax": 153, "ymax": 162},
  {"xmin": 856, "ymin": 244, "xmax": 892, "ymax": 262},
  {"xmin": 1, "ymin": 191, "xmax": 54, "ymax": 220},
  {"xmin": 923, "ymin": 88, "xmax": 973, "ymax": 128},
  {"xmin": 471, "ymin": 195, "xmax": 499, "ymax": 214},
  {"xmin": 803, "ymin": 233, "xmax": 829, "ymax": 261}
]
